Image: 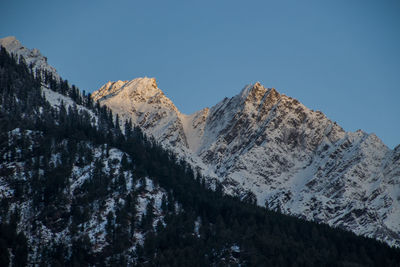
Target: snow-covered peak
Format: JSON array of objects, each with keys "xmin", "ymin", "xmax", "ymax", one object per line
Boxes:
[
  {"xmin": 92, "ymin": 77, "xmax": 188, "ymax": 147},
  {"xmin": 240, "ymin": 82, "xmax": 267, "ymax": 100},
  {"xmin": 238, "ymin": 82, "xmax": 281, "ymax": 110},
  {"xmin": 92, "ymin": 77, "xmax": 166, "ymax": 103},
  {"xmin": 0, "ymin": 36, "xmax": 60, "ymax": 80},
  {"xmin": 93, "ymin": 77, "xmax": 180, "ymax": 116},
  {"xmin": 117, "ymin": 77, "xmax": 161, "ymax": 100},
  {"xmin": 91, "ymin": 80, "xmax": 129, "ymax": 101}
]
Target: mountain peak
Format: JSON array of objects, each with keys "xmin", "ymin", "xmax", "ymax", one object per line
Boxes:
[
  {"xmin": 238, "ymin": 82, "xmax": 280, "ymax": 108},
  {"xmin": 0, "ymin": 36, "xmax": 59, "ymax": 80},
  {"xmin": 0, "ymin": 36, "xmax": 21, "ymax": 49},
  {"xmin": 92, "ymin": 77, "xmax": 180, "ymax": 119},
  {"xmin": 92, "ymin": 80, "xmax": 128, "ymax": 102},
  {"xmin": 92, "ymin": 77, "xmax": 160, "ymax": 102}
]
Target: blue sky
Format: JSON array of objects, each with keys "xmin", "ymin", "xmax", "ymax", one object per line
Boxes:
[{"xmin": 1, "ymin": 0, "xmax": 399, "ymax": 148}]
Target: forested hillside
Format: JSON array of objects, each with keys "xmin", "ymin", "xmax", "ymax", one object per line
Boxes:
[{"xmin": 1, "ymin": 46, "xmax": 400, "ymax": 266}]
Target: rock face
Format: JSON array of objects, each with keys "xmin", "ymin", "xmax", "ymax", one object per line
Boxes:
[
  {"xmin": 0, "ymin": 36, "xmax": 60, "ymax": 80},
  {"xmin": 93, "ymin": 79, "xmax": 400, "ymax": 247}
]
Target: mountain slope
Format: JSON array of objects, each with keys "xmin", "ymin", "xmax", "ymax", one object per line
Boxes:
[
  {"xmin": 92, "ymin": 78, "xmax": 400, "ymax": 247},
  {"xmin": 0, "ymin": 36, "xmax": 59, "ymax": 81},
  {"xmin": 197, "ymin": 83, "xmax": 400, "ymax": 246},
  {"xmin": 2, "ymin": 36, "xmax": 400, "ymax": 266}
]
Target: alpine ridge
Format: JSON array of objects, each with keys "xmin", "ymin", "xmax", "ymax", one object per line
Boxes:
[
  {"xmin": 93, "ymin": 77, "xmax": 400, "ymax": 247},
  {"xmin": 1, "ymin": 35, "xmax": 399, "ymax": 253},
  {"xmin": 2, "ymin": 36, "xmax": 400, "ymax": 266}
]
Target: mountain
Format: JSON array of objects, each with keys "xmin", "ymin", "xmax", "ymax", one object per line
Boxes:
[
  {"xmin": 92, "ymin": 78, "xmax": 220, "ymax": 181},
  {"xmin": 1, "ymin": 36, "xmax": 400, "ymax": 266},
  {"xmin": 0, "ymin": 36, "xmax": 59, "ymax": 81},
  {"xmin": 92, "ymin": 78, "xmax": 400, "ymax": 247},
  {"xmin": 92, "ymin": 78, "xmax": 187, "ymax": 147}
]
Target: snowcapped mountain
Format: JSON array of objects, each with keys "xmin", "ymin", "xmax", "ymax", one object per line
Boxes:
[
  {"xmin": 93, "ymin": 78, "xmax": 400, "ymax": 247},
  {"xmin": 0, "ymin": 36, "xmax": 60, "ymax": 80},
  {"xmin": 1, "ymin": 35, "xmax": 399, "ymax": 249},
  {"xmin": 92, "ymin": 78, "xmax": 187, "ymax": 147},
  {"xmin": 92, "ymin": 78, "xmax": 221, "ymax": 182}
]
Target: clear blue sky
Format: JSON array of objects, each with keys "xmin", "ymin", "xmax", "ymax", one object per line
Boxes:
[{"xmin": 1, "ymin": 0, "xmax": 399, "ymax": 148}]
